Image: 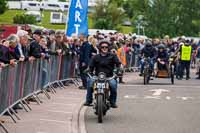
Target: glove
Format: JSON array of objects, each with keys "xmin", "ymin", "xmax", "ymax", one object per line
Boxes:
[
  {"xmin": 113, "ymin": 69, "xmax": 118, "ymax": 74},
  {"xmin": 83, "ymin": 68, "xmax": 90, "ymax": 74}
]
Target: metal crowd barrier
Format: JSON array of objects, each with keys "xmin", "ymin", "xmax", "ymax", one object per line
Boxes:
[
  {"xmin": 0, "ymin": 55, "xmax": 79, "ymax": 132},
  {"xmin": 125, "ymin": 51, "xmax": 140, "ymax": 72}
]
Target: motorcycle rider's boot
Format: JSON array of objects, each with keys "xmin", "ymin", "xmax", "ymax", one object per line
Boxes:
[
  {"xmin": 119, "ymin": 78, "xmax": 125, "ymax": 84},
  {"xmin": 110, "ymin": 103, "xmax": 118, "ymax": 108},
  {"xmin": 84, "ymin": 101, "xmax": 93, "ymax": 106},
  {"xmin": 186, "ymin": 77, "xmax": 190, "ymax": 80},
  {"xmin": 139, "ymin": 73, "xmax": 143, "ymax": 76}
]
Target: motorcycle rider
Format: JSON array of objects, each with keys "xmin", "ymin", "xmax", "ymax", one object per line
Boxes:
[
  {"xmin": 84, "ymin": 40, "xmax": 121, "ymax": 108},
  {"xmin": 139, "ymin": 41, "xmax": 157, "ymax": 76},
  {"xmin": 157, "ymin": 44, "xmax": 169, "ymax": 70}
]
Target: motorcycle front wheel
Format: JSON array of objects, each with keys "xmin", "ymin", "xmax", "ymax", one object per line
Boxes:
[{"xmin": 97, "ymin": 94, "xmax": 103, "ymax": 123}]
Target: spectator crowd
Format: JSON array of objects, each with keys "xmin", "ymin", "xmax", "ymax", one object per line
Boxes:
[{"xmin": 0, "ymin": 27, "xmax": 200, "ymax": 86}]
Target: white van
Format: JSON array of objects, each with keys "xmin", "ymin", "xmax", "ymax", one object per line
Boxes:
[
  {"xmin": 59, "ymin": 2, "xmax": 69, "ymax": 11},
  {"xmin": 7, "ymin": 1, "xmax": 21, "ymax": 10},
  {"xmin": 50, "ymin": 12, "xmax": 66, "ymax": 24},
  {"xmin": 25, "ymin": 11, "xmax": 42, "ymax": 22},
  {"xmin": 41, "ymin": 2, "xmax": 62, "ymax": 11},
  {"xmin": 21, "ymin": 1, "xmax": 41, "ymax": 11}
]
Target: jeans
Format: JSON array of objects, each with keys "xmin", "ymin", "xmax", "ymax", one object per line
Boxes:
[
  {"xmin": 62, "ymin": 56, "xmax": 70, "ymax": 79},
  {"xmin": 79, "ymin": 65, "xmax": 88, "ymax": 88},
  {"xmin": 180, "ymin": 61, "xmax": 190, "ymax": 78},
  {"xmin": 86, "ymin": 78, "xmax": 118, "ymax": 104},
  {"xmin": 41, "ymin": 61, "xmax": 48, "ymax": 88},
  {"xmin": 140, "ymin": 58, "xmax": 155, "ymax": 74}
]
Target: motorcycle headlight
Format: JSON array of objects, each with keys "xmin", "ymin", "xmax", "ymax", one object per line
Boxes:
[
  {"xmin": 98, "ymin": 72, "xmax": 106, "ymax": 81},
  {"xmin": 169, "ymin": 58, "xmax": 173, "ymax": 62}
]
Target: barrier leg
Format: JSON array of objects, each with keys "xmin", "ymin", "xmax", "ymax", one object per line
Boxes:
[
  {"xmin": 59, "ymin": 81, "xmax": 65, "ymax": 89},
  {"xmin": 49, "ymin": 84, "xmax": 56, "ymax": 93},
  {"xmin": 6, "ymin": 109, "xmax": 17, "ymax": 123},
  {"xmin": 9, "ymin": 108, "xmax": 20, "ymax": 120},
  {"xmin": 19, "ymin": 100, "xmax": 28, "ymax": 112},
  {"xmin": 0, "ymin": 119, "xmax": 4, "ymax": 123},
  {"xmin": 33, "ymin": 94, "xmax": 43, "ymax": 104},
  {"xmin": 70, "ymin": 79, "xmax": 78, "ymax": 87},
  {"xmin": 63, "ymin": 79, "xmax": 80, "ymax": 87},
  {"xmin": 22, "ymin": 99, "xmax": 32, "ymax": 111},
  {"xmin": 42, "ymin": 90, "xmax": 51, "ymax": 99},
  {"xmin": 31, "ymin": 95, "xmax": 40, "ymax": 105},
  {"xmin": 48, "ymin": 87, "xmax": 55, "ymax": 94},
  {"xmin": 56, "ymin": 81, "xmax": 64, "ymax": 89},
  {"xmin": 0, "ymin": 122, "xmax": 8, "ymax": 133}
]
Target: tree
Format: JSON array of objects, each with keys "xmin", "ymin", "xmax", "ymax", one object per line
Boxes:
[
  {"xmin": 173, "ymin": 0, "xmax": 200, "ymax": 36},
  {"xmin": 125, "ymin": 0, "xmax": 200, "ymax": 37},
  {"xmin": 92, "ymin": 0, "xmax": 200, "ymax": 37},
  {"xmin": 92, "ymin": 0, "xmax": 125, "ymax": 30},
  {"xmin": 92, "ymin": 0, "xmax": 109, "ymax": 29},
  {"xmin": 0, "ymin": 0, "xmax": 7, "ymax": 14},
  {"xmin": 144, "ymin": 0, "xmax": 177, "ymax": 37}
]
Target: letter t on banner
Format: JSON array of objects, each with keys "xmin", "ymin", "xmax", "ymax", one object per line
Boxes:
[{"xmin": 66, "ymin": 0, "xmax": 88, "ymax": 37}]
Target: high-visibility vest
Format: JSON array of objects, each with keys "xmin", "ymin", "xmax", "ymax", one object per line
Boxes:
[
  {"xmin": 181, "ymin": 45, "xmax": 192, "ymax": 61},
  {"xmin": 117, "ymin": 47, "xmax": 126, "ymax": 66}
]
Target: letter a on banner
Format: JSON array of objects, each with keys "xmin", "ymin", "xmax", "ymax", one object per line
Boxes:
[{"xmin": 66, "ymin": 0, "xmax": 88, "ymax": 37}]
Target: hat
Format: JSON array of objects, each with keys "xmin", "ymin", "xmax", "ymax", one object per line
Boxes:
[
  {"xmin": 33, "ymin": 29, "xmax": 42, "ymax": 36},
  {"xmin": 49, "ymin": 30, "xmax": 55, "ymax": 35},
  {"xmin": 98, "ymin": 40, "xmax": 110, "ymax": 47},
  {"xmin": 17, "ymin": 30, "xmax": 28, "ymax": 37},
  {"xmin": 158, "ymin": 44, "xmax": 165, "ymax": 49},
  {"xmin": 17, "ymin": 30, "xmax": 31, "ymax": 40},
  {"xmin": 145, "ymin": 41, "xmax": 152, "ymax": 47}
]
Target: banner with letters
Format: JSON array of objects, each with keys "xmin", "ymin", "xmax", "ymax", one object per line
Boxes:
[{"xmin": 66, "ymin": 0, "xmax": 88, "ymax": 37}]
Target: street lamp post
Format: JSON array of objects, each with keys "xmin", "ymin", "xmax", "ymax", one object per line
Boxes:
[{"xmin": 137, "ymin": 23, "xmax": 140, "ymax": 35}]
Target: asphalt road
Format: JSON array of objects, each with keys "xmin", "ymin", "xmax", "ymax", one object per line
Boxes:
[{"xmin": 85, "ymin": 72, "xmax": 200, "ymax": 133}]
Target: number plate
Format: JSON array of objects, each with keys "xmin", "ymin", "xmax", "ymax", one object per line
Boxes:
[{"xmin": 96, "ymin": 83, "xmax": 106, "ymax": 88}]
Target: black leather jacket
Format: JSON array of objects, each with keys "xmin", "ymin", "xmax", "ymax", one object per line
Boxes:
[{"xmin": 89, "ymin": 53, "xmax": 121, "ymax": 77}]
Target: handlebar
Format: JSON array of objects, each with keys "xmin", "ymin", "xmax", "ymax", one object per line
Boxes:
[{"xmin": 87, "ymin": 72, "xmax": 117, "ymax": 81}]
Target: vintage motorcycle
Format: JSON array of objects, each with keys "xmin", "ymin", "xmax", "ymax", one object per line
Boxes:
[{"xmin": 87, "ymin": 72, "xmax": 117, "ymax": 123}]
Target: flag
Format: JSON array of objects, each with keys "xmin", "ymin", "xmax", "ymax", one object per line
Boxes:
[{"xmin": 66, "ymin": 0, "xmax": 88, "ymax": 36}]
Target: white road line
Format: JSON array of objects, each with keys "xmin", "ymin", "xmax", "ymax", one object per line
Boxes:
[
  {"xmin": 40, "ymin": 119, "xmax": 67, "ymax": 124},
  {"xmin": 47, "ymin": 110, "xmax": 72, "ymax": 114},
  {"xmin": 124, "ymin": 95, "xmax": 137, "ymax": 99},
  {"xmin": 119, "ymin": 84, "xmax": 200, "ymax": 88},
  {"xmin": 144, "ymin": 96, "xmax": 161, "ymax": 99},
  {"xmin": 149, "ymin": 89, "xmax": 170, "ymax": 96},
  {"xmin": 176, "ymin": 97, "xmax": 194, "ymax": 101},
  {"xmin": 166, "ymin": 96, "xmax": 171, "ymax": 100}
]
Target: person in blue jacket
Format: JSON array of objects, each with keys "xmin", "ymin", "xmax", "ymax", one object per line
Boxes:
[{"xmin": 79, "ymin": 34, "xmax": 97, "ymax": 89}]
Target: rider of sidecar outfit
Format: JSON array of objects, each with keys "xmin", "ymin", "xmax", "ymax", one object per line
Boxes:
[
  {"xmin": 157, "ymin": 44, "xmax": 169, "ymax": 70},
  {"xmin": 139, "ymin": 41, "xmax": 157, "ymax": 76}
]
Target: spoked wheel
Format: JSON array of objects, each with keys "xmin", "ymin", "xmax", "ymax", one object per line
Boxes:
[
  {"xmin": 144, "ymin": 68, "xmax": 150, "ymax": 85},
  {"xmin": 170, "ymin": 65, "xmax": 175, "ymax": 84},
  {"xmin": 97, "ymin": 95, "xmax": 103, "ymax": 123}
]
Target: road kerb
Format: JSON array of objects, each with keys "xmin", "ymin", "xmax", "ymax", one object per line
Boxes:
[
  {"xmin": 78, "ymin": 106, "xmax": 87, "ymax": 133},
  {"xmin": 71, "ymin": 96, "xmax": 87, "ymax": 133}
]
